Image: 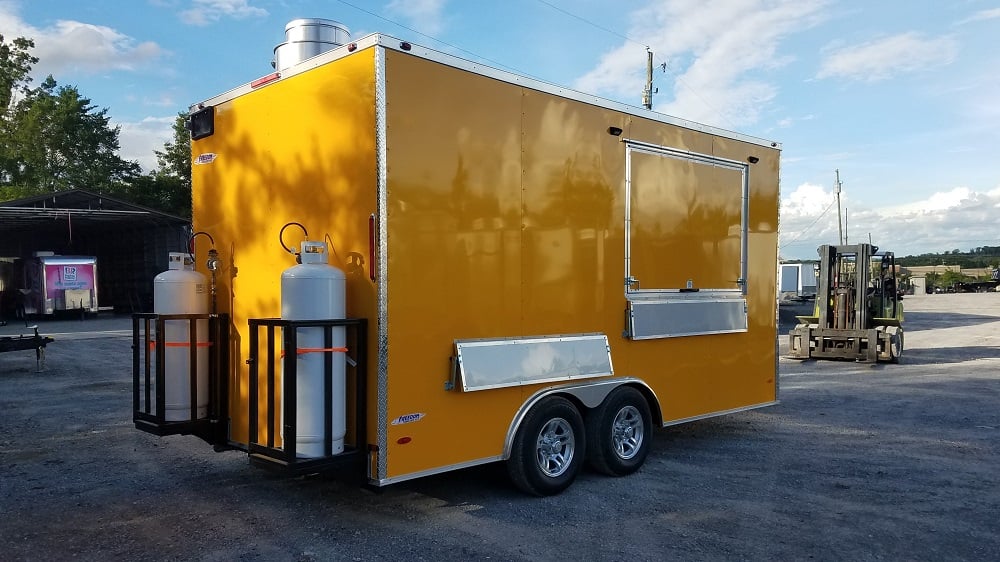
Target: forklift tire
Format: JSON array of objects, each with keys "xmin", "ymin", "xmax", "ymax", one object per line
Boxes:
[
  {"xmin": 506, "ymin": 396, "xmax": 585, "ymax": 496},
  {"xmin": 585, "ymin": 386, "xmax": 652, "ymax": 476},
  {"xmin": 888, "ymin": 327, "xmax": 903, "ymax": 364}
]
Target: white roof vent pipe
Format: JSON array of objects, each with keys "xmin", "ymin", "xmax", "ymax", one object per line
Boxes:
[{"xmin": 272, "ymin": 18, "xmax": 351, "ymax": 71}]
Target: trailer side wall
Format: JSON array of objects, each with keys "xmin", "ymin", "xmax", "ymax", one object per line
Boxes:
[{"xmin": 380, "ymin": 49, "xmax": 779, "ymax": 480}]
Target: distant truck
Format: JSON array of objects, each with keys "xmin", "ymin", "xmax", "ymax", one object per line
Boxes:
[{"xmin": 20, "ymin": 253, "xmax": 99, "ymax": 316}]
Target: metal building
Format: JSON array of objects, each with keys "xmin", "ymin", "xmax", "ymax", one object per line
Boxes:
[{"xmin": 0, "ymin": 189, "xmax": 189, "ymax": 316}]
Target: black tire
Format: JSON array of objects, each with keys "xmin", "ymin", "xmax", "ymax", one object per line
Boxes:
[
  {"xmin": 506, "ymin": 396, "xmax": 585, "ymax": 496},
  {"xmin": 889, "ymin": 327, "xmax": 903, "ymax": 364},
  {"xmin": 585, "ymin": 386, "xmax": 652, "ymax": 476}
]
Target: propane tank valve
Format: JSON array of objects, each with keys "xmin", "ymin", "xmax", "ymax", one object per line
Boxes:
[{"xmin": 206, "ymin": 248, "xmax": 220, "ymax": 271}]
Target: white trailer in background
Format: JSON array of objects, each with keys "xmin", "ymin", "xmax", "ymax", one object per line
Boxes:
[
  {"xmin": 779, "ymin": 262, "xmax": 817, "ymax": 300},
  {"xmin": 21, "ymin": 254, "xmax": 99, "ymax": 315}
]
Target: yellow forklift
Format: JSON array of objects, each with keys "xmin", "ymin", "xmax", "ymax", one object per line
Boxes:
[{"xmin": 788, "ymin": 244, "xmax": 903, "ymax": 362}]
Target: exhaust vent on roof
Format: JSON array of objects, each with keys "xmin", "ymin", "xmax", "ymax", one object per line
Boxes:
[{"xmin": 272, "ymin": 18, "xmax": 351, "ymax": 71}]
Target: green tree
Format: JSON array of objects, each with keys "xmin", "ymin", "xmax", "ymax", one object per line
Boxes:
[
  {"xmin": 0, "ymin": 35, "xmax": 141, "ymax": 199},
  {"xmin": 0, "ymin": 34, "xmax": 37, "ymax": 110},
  {"xmin": 154, "ymin": 113, "xmax": 191, "ymax": 184},
  {"xmin": 3, "ymin": 76, "xmax": 140, "ymax": 193},
  {"xmin": 939, "ymin": 270, "xmax": 972, "ymax": 288},
  {"xmin": 111, "ymin": 113, "xmax": 191, "ymax": 218},
  {"xmin": 150, "ymin": 112, "xmax": 191, "ymax": 217},
  {"xmin": 0, "ymin": 35, "xmax": 38, "ymax": 194},
  {"xmin": 925, "ymin": 272, "xmax": 939, "ymax": 290}
]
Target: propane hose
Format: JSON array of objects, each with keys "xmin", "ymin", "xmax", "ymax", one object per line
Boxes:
[
  {"xmin": 279, "ymin": 222, "xmax": 309, "ymax": 256},
  {"xmin": 189, "ymin": 231, "xmax": 215, "ymax": 256},
  {"xmin": 278, "ymin": 222, "xmax": 309, "ymax": 263},
  {"xmin": 190, "ymin": 230, "xmax": 219, "ymax": 314}
]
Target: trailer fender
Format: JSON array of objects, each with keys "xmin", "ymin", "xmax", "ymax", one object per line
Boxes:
[{"xmin": 502, "ymin": 377, "xmax": 661, "ymax": 460}]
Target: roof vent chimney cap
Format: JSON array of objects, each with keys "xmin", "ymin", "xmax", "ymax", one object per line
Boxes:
[{"xmin": 272, "ymin": 18, "xmax": 351, "ymax": 71}]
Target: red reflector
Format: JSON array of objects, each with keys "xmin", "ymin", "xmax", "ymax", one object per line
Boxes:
[
  {"xmin": 347, "ymin": 42, "xmax": 357, "ymax": 52},
  {"xmin": 251, "ymin": 72, "xmax": 280, "ymax": 88},
  {"xmin": 368, "ymin": 214, "xmax": 376, "ymax": 282},
  {"xmin": 397, "ymin": 437, "xmax": 412, "ymax": 445}
]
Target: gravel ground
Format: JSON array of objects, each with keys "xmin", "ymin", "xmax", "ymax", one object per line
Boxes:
[{"xmin": 1, "ymin": 293, "xmax": 998, "ymax": 561}]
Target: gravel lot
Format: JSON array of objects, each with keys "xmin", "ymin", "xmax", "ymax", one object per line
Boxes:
[{"xmin": 2, "ymin": 293, "xmax": 998, "ymax": 561}]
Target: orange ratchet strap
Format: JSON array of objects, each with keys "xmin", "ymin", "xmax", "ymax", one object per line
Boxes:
[
  {"xmin": 280, "ymin": 347, "xmax": 349, "ymax": 358},
  {"xmin": 148, "ymin": 340, "xmax": 212, "ymax": 349}
]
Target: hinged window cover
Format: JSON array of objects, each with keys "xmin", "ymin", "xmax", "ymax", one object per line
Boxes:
[
  {"xmin": 624, "ymin": 139, "xmax": 749, "ymax": 298},
  {"xmin": 627, "ymin": 298, "xmax": 748, "ymax": 339},
  {"xmin": 453, "ymin": 334, "xmax": 613, "ymax": 392}
]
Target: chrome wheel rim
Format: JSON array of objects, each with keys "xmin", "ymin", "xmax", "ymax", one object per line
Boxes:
[
  {"xmin": 535, "ymin": 417, "xmax": 576, "ymax": 477},
  {"xmin": 612, "ymin": 405, "xmax": 644, "ymax": 460}
]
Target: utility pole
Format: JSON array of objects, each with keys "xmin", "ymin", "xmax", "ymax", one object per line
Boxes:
[
  {"xmin": 642, "ymin": 48, "xmax": 653, "ymax": 110},
  {"xmin": 835, "ymin": 169, "xmax": 844, "ymax": 245}
]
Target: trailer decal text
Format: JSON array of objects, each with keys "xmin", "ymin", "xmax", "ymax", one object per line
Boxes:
[
  {"xmin": 194, "ymin": 153, "xmax": 218, "ymax": 165},
  {"xmin": 391, "ymin": 413, "xmax": 425, "ymax": 425}
]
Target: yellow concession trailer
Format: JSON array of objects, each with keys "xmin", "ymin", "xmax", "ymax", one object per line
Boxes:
[{"xmin": 133, "ymin": 27, "xmax": 781, "ymax": 496}]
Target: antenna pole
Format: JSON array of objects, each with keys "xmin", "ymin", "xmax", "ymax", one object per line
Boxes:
[
  {"xmin": 835, "ymin": 169, "xmax": 844, "ymax": 245},
  {"xmin": 642, "ymin": 48, "xmax": 653, "ymax": 110}
]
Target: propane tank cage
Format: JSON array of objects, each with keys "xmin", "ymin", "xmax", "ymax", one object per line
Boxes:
[
  {"xmin": 247, "ymin": 317, "xmax": 368, "ymax": 477},
  {"xmin": 131, "ymin": 313, "xmax": 231, "ymax": 447}
]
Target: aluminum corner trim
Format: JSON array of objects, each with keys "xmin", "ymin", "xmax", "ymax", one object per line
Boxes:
[{"xmin": 374, "ymin": 44, "xmax": 389, "ymax": 483}]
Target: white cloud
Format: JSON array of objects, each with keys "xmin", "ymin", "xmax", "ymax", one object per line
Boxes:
[
  {"xmin": 817, "ymin": 32, "xmax": 958, "ymax": 82},
  {"xmin": 115, "ymin": 116, "xmax": 176, "ymax": 172},
  {"xmin": 37, "ymin": 21, "xmax": 164, "ymax": 75},
  {"xmin": 385, "ymin": 0, "xmax": 447, "ymax": 36},
  {"xmin": 956, "ymin": 8, "xmax": 1000, "ymax": 25},
  {"xmin": 574, "ymin": 0, "xmax": 826, "ymax": 128},
  {"xmin": 776, "ymin": 114, "xmax": 815, "ymax": 129},
  {"xmin": 179, "ymin": 0, "xmax": 267, "ymax": 27},
  {"xmin": 143, "ymin": 93, "xmax": 178, "ymax": 108},
  {"xmin": 883, "ymin": 187, "xmax": 972, "ymax": 215},
  {"xmin": 783, "ymin": 182, "xmax": 833, "ymax": 217},
  {"xmin": 780, "ymin": 183, "xmax": 1000, "ymax": 258},
  {"xmin": 779, "ymin": 182, "xmax": 841, "ymax": 256},
  {"xmin": 0, "ymin": 6, "xmax": 166, "ymax": 79}
]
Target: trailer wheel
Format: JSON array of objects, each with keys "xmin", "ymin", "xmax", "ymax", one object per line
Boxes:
[
  {"xmin": 506, "ymin": 396, "xmax": 585, "ymax": 496},
  {"xmin": 585, "ymin": 386, "xmax": 652, "ymax": 476}
]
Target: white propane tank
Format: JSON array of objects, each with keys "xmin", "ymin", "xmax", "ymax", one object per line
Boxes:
[
  {"xmin": 153, "ymin": 252, "xmax": 209, "ymax": 421},
  {"xmin": 281, "ymin": 240, "xmax": 347, "ymax": 458}
]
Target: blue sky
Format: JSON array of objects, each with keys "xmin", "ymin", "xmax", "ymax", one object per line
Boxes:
[{"xmin": 2, "ymin": 0, "xmax": 998, "ymax": 259}]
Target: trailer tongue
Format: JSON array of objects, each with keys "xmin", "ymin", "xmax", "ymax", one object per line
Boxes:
[{"xmin": 0, "ymin": 326, "xmax": 54, "ymax": 370}]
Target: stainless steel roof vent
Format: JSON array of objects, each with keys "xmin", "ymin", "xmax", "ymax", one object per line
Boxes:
[{"xmin": 272, "ymin": 18, "xmax": 351, "ymax": 71}]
